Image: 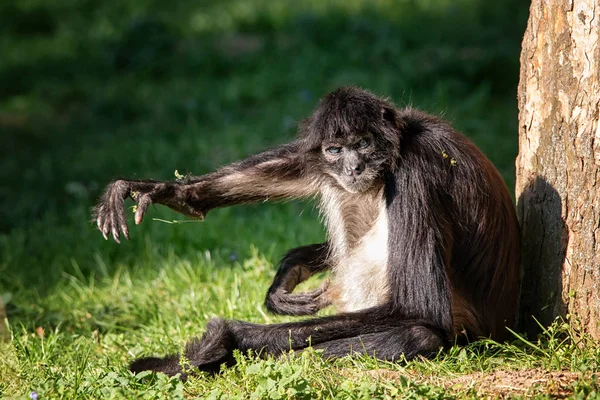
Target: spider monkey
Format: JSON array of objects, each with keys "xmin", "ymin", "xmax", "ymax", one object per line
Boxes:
[{"xmin": 93, "ymin": 87, "xmax": 521, "ymax": 378}]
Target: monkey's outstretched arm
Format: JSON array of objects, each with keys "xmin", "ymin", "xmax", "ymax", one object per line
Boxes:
[{"xmin": 93, "ymin": 142, "xmax": 320, "ymax": 242}]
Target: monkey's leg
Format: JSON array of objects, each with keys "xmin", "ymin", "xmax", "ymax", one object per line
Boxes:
[
  {"xmin": 130, "ymin": 310, "xmax": 449, "ymax": 378},
  {"xmin": 265, "ymin": 243, "xmax": 331, "ymax": 316}
]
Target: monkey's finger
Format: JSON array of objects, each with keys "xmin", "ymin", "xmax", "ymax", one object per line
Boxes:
[
  {"xmin": 110, "ymin": 211, "xmax": 121, "ymax": 243},
  {"xmin": 102, "ymin": 218, "xmax": 111, "ymax": 241},
  {"xmin": 96, "ymin": 215, "xmax": 104, "ymax": 236},
  {"xmin": 121, "ymin": 223, "xmax": 130, "ymax": 241},
  {"xmin": 112, "ymin": 226, "xmax": 121, "ymax": 244},
  {"xmin": 116, "ymin": 204, "xmax": 129, "ymax": 240},
  {"xmin": 284, "ymin": 294, "xmax": 317, "ymax": 304},
  {"xmin": 95, "ymin": 205, "xmax": 105, "ymax": 231},
  {"xmin": 135, "ymin": 195, "xmax": 151, "ymax": 225}
]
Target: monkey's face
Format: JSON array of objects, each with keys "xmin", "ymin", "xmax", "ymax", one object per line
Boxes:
[{"xmin": 322, "ymin": 133, "xmax": 385, "ymax": 193}]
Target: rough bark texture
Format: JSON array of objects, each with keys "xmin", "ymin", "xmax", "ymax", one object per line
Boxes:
[{"xmin": 517, "ymin": 0, "xmax": 600, "ymax": 338}]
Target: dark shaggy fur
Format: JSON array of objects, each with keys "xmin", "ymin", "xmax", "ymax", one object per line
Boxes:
[{"xmin": 93, "ymin": 87, "xmax": 521, "ymax": 378}]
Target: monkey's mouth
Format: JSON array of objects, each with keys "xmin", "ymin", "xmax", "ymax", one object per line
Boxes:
[{"xmin": 338, "ymin": 175, "xmax": 373, "ymax": 194}]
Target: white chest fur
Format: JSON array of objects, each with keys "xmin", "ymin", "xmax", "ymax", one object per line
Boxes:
[{"xmin": 319, "ymin": 185, "xmax": 390, "ymax": 312}]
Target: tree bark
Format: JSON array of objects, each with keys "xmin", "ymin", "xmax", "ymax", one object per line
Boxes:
[{"xmin": 517, "ymin": 0, "xmax": 600, "ymax": 338}]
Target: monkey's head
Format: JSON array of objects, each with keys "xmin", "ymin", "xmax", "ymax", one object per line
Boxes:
[
  {"xmin": 300, "ymin": 87, "xmax": 403, "ymax": 193},
  {"xmin": 321, "ymin": 131, "xmax": 382, "ymax": 193}
]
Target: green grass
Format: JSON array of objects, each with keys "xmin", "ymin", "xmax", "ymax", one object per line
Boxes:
[{"xmin": 2, "ymin": 0, "xmax": 599, "ymax": 398}]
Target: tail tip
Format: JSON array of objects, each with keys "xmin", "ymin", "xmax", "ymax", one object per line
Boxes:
[{"xmin": 130, "ymin": 355, "xmax": 186, "ymax": 379}]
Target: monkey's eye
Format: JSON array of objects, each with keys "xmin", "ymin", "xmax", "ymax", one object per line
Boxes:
[
  {"xmin": 357, "ymin": 138, "xmax": 371, "ymax": 149},
  {"xmin": 326, "ymin": 146, "xmax": 342, "ymax": 154}
]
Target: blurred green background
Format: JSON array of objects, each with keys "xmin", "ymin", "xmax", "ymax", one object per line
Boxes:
[{"xmin": 0, "ymin": 0, "xmax": 528, "ymax": 330}]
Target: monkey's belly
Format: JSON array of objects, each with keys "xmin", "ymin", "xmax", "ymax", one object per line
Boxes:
[
  {"xmin": 330, "ymin": 205, "xmax": 390, "ymax": 313},
  {"xmin": 332, "ymin": 260, "xmax": 389, "ymax": 312}
]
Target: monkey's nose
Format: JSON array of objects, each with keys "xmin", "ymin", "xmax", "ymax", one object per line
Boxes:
[{"xmin": 345, "ymin": 164, "xmax": 364, "ymax": 176}]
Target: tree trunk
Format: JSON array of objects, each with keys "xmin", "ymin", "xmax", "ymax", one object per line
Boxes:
[{"xmin": 517, "ymin": 0, "xmax": 600, "ymax": 338}]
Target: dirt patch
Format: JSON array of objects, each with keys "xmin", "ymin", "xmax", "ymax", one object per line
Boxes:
[
  {"xmin": 349, "ymin": 368, "xmax": 593, "ymax": 398},
  {"xmin": 437, "ymin": 369, "xmax": 582, "ymax": 398}
]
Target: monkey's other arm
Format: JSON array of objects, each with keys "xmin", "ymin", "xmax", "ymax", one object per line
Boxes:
[
  {"xmin": 265, "ymin": 242, "xmax": 331, "ymax": 316},
  {"xmin": 93, "ymin": 142, "xmax": 319, "ymax": 242}
]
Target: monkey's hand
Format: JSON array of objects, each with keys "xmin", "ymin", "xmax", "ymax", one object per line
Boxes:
[
  {"xmin": 93, "ymin": 179, "xmax": 210, "ymax": 242},
  {"xmin": 93, "ymin": 179, "xmax": 157, "ymax": 243},
  {"xmin": 265, "ymin": 280, "xmax": 331, "ymax": 316}
]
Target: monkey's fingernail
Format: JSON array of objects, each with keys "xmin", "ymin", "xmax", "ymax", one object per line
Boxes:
[
  {"xmin": 112, "ymin": 228, "xmax": 120, "ymax": 243},
  {"xmin": 103, "ymin": 232, "xmax": 108, "ymax": 240},
  {"xmin": 135, "ymin": 214, "xmax": 142, "ymax": 225}
]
